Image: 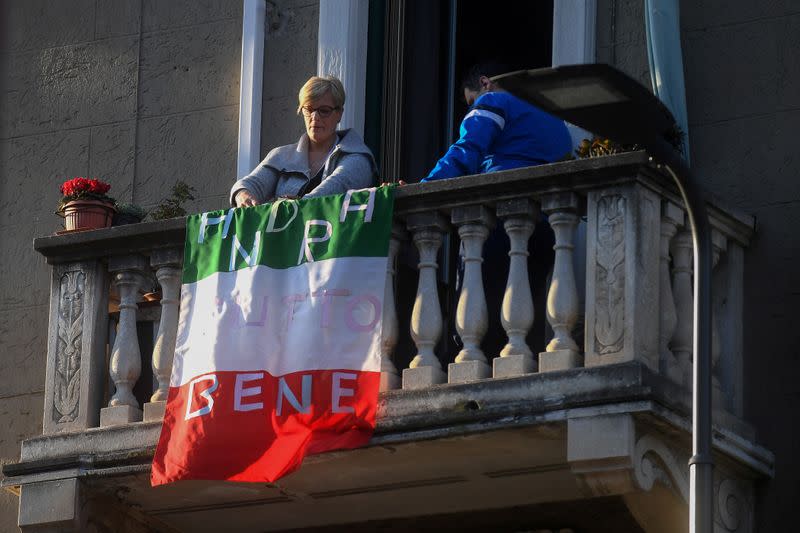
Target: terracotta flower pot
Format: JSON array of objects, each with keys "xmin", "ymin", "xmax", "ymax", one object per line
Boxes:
[
  {"xmin": 142, "ymin": 291, "xmax": 162, "ymax": 303},
  {"xmin": 61, "ymin": 199, "xmax": 115, "ymax": 231}
]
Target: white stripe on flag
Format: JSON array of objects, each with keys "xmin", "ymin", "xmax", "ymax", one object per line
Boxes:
[{"xmin": 171, "ymin": 256, "xmax": 387, "ymax": 386}]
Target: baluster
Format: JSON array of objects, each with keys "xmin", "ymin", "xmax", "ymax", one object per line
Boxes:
[
  {"xmin": 659, "ymin": 202, "xmax": 683, "ymax": 383},
  {"xmin": 403, "ymin": 212, "xmax": 449, "ymax": 389},
  {"xmin": 143, "ymin": 248, "xmax": 183, "ymax": 422},
  {"xmin": 100, "ymin": 255, "xmax": 147, "ymax": 426},
  {"xmin": 494, "ymin": 198, "xmax": 539, "ymax": 377},
  {"xmin": 711, "ymin": 229, "xmax": 727, "ymax": 405},
  {"xmin": 670, "ymin": 230, "xmax": 694, "ymax": 387},
  {"xmin": 539, "ymin": 192, "xmax": 583, "ymax": 372},
  {"xmin": 449, "ymin": 205, "xmax": 494, "ymax": 383},
  {"xmin": 380, "ymin": 224, "xmax": 406, "ymax": 391}
]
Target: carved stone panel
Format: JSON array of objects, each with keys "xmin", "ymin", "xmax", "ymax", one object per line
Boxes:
[
  {"xmin": 585, "ymin": 183, "xmax": 660, "ymax": 370},
  {"xmin": 43, "ymin": 260, "xmax": 109, "ymax": 434},
  {"xmin": 594, "ymin": 195, "xmax": 626, "ymax": 354},
  {"xmin": 53, "ymin": 270, "xmax": 85, "ymax": 423}
]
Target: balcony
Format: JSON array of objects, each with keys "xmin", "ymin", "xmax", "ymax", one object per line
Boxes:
[{"xmin": 3, "ymin": 152, "xmax": 773, "ymax": 532}]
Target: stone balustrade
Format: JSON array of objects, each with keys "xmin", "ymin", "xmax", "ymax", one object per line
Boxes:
[
  {"xmin": 32, "ymin": 152, "xmax": 755, "ymax": 435},
  {"xmin": 11, "ymin": 152, "xmax": 772, "ymax": 532}
]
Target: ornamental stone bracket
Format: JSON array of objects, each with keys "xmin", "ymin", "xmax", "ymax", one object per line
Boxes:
[
  {"xmin": 567, "ymin": 414, "xmax": 641, "ymax": 497},
  {"xmin": 18, "ymin": 477, "xmax": 158, "ymax": 532},
  {"xmin": 714, "ymin": 476, "xmax": 754, "ymax": 533},
  {"xmin": 566, "ymin": 413, "xmax": 758, "ymax": 533}
]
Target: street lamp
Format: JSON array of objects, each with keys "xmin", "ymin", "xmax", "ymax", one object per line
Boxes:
[{"xmin": 495, "ymin": 64, "xmax": 714, "ymax": 533}]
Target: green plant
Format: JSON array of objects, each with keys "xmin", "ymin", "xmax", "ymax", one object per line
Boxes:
[
  {"xmin": 113, "ymin": 202, "xmax": 147, "ymax": 221},
  {"xmin": 576, "ymin": 125, "xmax": 686, "ymax": 160},
  {"xmin": 576, "ymin": 137, "xmax": 640, "ymax": 158},
  {"xmin": 149, "ymin": 181, "xmax": 196, "ymax": 220},
  {"xmin": 665, "ymin": 123, "xmax": 686, "ymax": 156}
]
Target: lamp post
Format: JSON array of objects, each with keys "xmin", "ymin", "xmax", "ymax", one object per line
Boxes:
[{"xmin": 495, "ymin": 64, "xmax": 713, "ymax": 533}]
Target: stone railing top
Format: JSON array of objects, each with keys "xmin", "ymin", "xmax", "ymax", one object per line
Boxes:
[
  {"xmin": 393, "ymin": 150, "xmax": 651, "ymax": 213},
  {"xmin": 34, "ymin": 216, "xmax": 186, "ymax": 264},
  {"xmin": 34, "ymin": 152, "xmax": 755, "ymax": 264}
]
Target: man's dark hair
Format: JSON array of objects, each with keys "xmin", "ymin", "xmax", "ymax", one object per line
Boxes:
[{"xmin": 461, "ymin": 61, "xmax": 511, "ymax": 92}]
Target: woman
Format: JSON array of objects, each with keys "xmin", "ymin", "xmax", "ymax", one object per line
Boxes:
[{"xmin": 230, "ymin": 76, "xmax": 377, "ymax": 207}]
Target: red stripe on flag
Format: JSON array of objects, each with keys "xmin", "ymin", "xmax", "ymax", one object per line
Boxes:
[{"xmin": 151, "ymin": 369, "xmax": 380, "ymax": 485}]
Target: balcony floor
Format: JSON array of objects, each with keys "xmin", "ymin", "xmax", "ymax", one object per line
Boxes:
[{"xmin": 84, "ymin": 425, "xmax": 646, "ymax": 532}]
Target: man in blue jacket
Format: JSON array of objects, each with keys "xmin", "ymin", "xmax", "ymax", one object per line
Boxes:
[
  {"xmin": 424, "ymin": 62, "xmax": 572, "ymax": 181},
  {"xmin": 424, "ymin": 62, "xmax": 573, "ymax": 358}
]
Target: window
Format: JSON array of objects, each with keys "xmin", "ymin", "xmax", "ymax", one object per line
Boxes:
[{"xmin": 374, "ymin": 0, "xmax": 554, "ymax": 181}]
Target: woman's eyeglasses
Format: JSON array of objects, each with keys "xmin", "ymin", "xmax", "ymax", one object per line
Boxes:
[{"xmin": 301, "ymin": 105, "xmax": 341, "ymax": 118}]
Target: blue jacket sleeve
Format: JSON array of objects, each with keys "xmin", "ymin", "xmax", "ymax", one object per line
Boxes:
[{"xmin": 423, "ymin": 94, "xmax": 507, "ymax": 181}]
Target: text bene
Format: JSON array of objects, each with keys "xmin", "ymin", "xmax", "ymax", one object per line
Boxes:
[{"xmin": 184, "ymin": 371, "xmax": 360, "ymax": 420}]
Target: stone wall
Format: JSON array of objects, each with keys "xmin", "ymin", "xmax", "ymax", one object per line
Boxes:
[
  {"xmin": 680, "ymin": 2, "xmax": 800, "ymax": 531},
  {"xmin": 597, "ymin": 1, "xmax": 800, "ymax": 530},
  {"xmin": 0, "ymin": 1, "xmax": 317, "ymax": 530}
]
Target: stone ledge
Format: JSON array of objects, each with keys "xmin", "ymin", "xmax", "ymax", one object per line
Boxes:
[
  {"xmin": 3, "ymin": 362, "xmax": 773, "ymax": 485},
  {"xmin": 379, "ymin": 361, "xmax": 676, "ymax": 432},
  {"xmin": 393, "ymin": 151, "xmax": 651, "ymax": 216},
  {"xmin": 34, "ymin": 217, "xmax": 186, "ymax": 264},
  {"xmin": 17, "ymin": 420, "xmax": 163, "ymax": 464}
]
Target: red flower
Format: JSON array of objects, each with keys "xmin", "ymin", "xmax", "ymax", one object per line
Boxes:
[
  {"xmin": 58, "ymin": 177, "xmax": 114, "ymax": 210},
  {"xmin": 92, "ymin": 181, "xmax": 111, "ymax": 194}
]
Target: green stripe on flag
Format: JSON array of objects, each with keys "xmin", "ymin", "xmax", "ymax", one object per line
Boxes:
[{"xmin": 182, "ymin": 187, "xmax": 394, "ymax": 284}]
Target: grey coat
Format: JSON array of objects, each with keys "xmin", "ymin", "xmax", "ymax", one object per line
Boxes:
[{"xmin": 229, "ymin": 129, "xmax": 377, "ymax": 205}]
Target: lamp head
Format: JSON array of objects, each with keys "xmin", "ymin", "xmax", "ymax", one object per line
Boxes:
[{"xmin": 493, "ymin": 64, "xmax": 678, "ymax": 147}]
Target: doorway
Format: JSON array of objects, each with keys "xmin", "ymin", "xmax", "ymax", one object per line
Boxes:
[
  {"xmin": 378, "ymin": 0, "xmax": 555, "ymax": 181},
  {"xmin": 378, "ymin": 0, "xmax": 556, "ymax": 372},
  {"xmin": 450, "ymin": 0, "xmax": 554, "ymax": 143}
]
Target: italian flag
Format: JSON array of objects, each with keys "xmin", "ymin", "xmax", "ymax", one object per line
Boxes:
[{"xmin": 151, "ymin": 187, "xmax": 393, "ymax": 485}]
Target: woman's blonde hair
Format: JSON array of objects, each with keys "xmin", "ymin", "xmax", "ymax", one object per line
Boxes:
[{"xmin": 297, "ymin": 76, "xmax": 346, "ymax": 114}]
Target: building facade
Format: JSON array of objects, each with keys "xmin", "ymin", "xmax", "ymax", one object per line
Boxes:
[{"xmin": 0, "ymin": 0, "xmax": 797, "ymax": 531}]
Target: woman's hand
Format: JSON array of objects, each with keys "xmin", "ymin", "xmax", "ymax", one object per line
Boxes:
[{"xmin": 235, "ymin": 189, "xmax": 259, "ymax": 208}]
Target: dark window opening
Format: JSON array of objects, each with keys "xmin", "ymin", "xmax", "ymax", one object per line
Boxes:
[
  {"xmin": 377, "ymin": 0, "xmax": 555, "ymax": 182},
  {"xmin": 451, "ymin": 0, "xmax": 554, "ymax": 143},
  {"xmin": 377, "ymin": 1, "xmax": 556, "ymax": 371}
]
